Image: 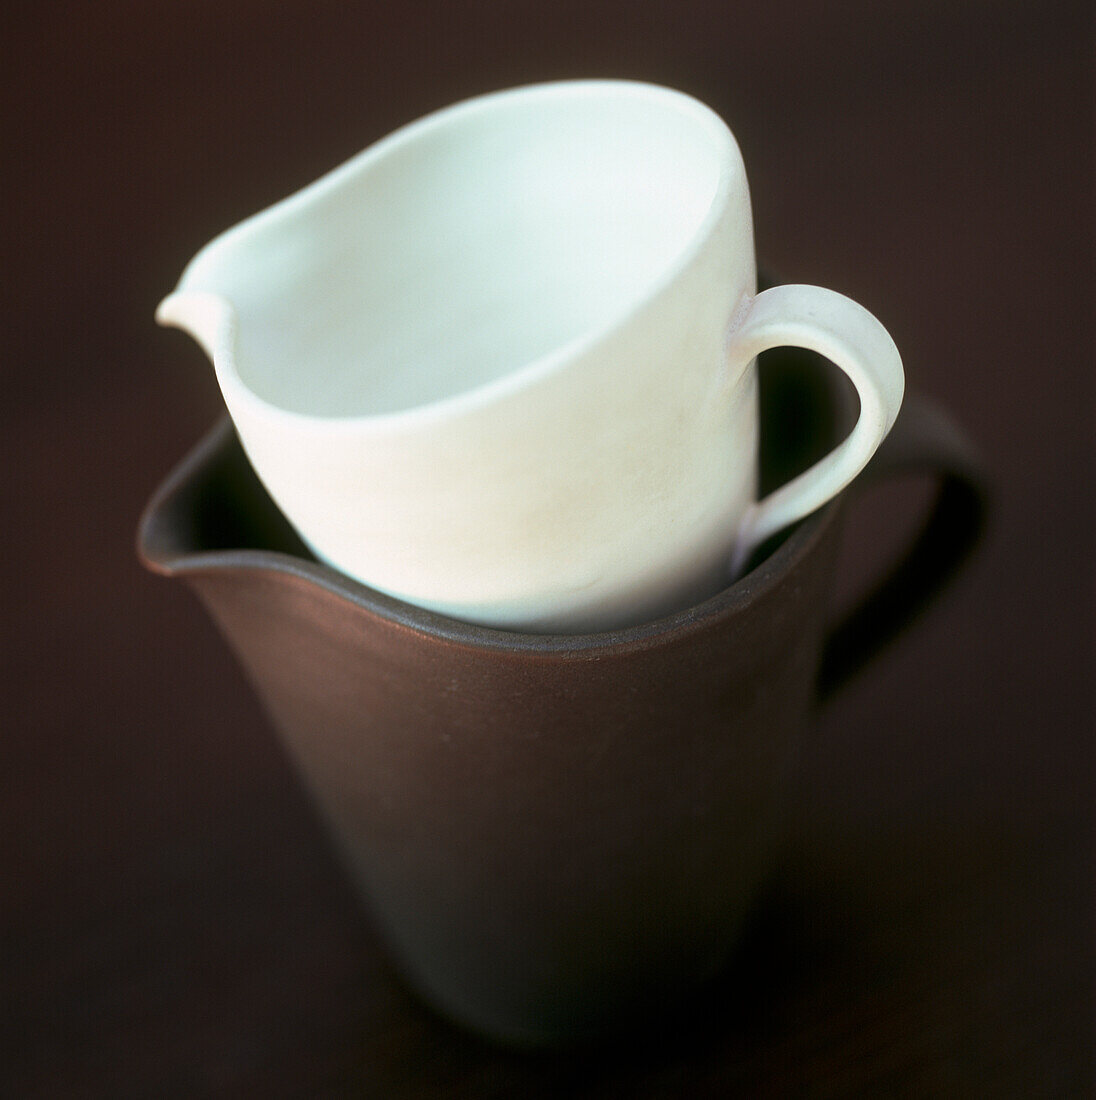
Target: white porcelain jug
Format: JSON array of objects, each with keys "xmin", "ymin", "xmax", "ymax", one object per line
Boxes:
[{"xmin": 158, "ymin": 80, "xmax": 903, "ymax": 631}]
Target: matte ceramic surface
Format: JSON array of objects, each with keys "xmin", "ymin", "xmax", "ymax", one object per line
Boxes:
[
  {"xmin": 138, "ymin": 348, "xmax": 983, "ymax": 1045},
  {"xmin": 156, "ymin": 80, "xmax": 904, "ymax": 631}
]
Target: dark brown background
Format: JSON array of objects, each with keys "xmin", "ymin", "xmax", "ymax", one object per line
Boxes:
[{"xmin": 4, "ymin": 1, "xmax": 1092, "ymax": 1095}]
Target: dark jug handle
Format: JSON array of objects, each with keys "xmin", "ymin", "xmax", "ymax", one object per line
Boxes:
[{"xmin": 816, "ymin": 391, "xmax": 989, "ymax": 702}]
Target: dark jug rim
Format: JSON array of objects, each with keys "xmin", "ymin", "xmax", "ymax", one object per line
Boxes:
[{"xmin": 137, "ymin": 415, "xmax": 843, "ymax": 657}]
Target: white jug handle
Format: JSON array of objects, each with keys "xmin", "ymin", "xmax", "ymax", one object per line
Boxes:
[{"xmin": 729, "ymin": 284, "xmax": 905, "ymax": 575}]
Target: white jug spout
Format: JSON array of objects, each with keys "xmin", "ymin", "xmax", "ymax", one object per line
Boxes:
[{"xmin": 155, "ymin": 290, "xmax": 236, "ymax": 365}]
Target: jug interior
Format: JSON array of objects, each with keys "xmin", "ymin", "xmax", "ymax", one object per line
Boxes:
[{"xmin": 185, "ymin": 90, "xmax": 725, "ymax": 418}]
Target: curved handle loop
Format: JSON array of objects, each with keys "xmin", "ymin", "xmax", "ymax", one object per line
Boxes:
[
  {"xmin": 730, "ymin": 284, "xmax": 905, "ymax": 574},
  {"xmin": 816, "ymin": 391, "xmax": 988, "ymax": 702}
]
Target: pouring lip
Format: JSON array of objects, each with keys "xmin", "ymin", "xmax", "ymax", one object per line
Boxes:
[{"xmin": 136, "ymin": 417, "xmax": 842, "ymax": 657}]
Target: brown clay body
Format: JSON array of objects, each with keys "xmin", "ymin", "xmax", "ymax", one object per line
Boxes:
[{"xmin": 139, "ymin": 346, "xmax": 983, "ymax": 1043}]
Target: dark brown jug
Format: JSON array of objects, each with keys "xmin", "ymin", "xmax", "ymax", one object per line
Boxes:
[{"xmin": 138, "ymin": 344, "xmax": 984, "ymax": 1045}]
